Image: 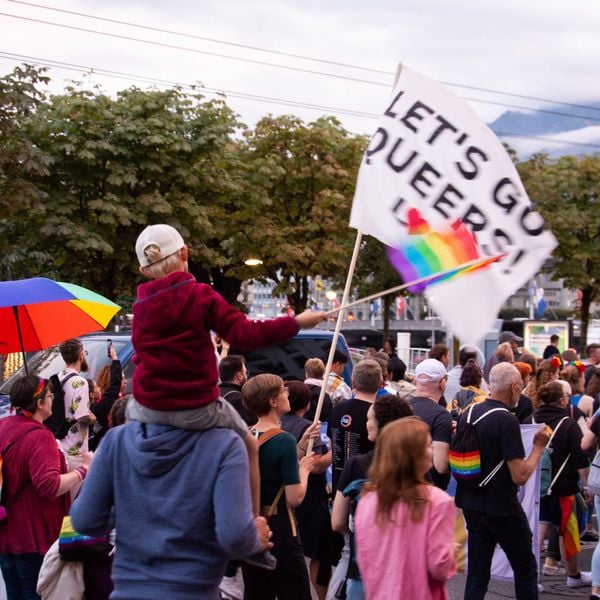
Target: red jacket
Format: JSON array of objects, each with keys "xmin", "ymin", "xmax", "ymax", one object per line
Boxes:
[
  {"xmin": 0, "ymin": 416, "xmax": 69, "ymax": 554},
  {"xmin": 132, "ymin": 271, "xmax": 299, "ymax": 410}
]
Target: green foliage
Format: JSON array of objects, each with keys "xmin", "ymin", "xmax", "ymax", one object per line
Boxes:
[
  {"xmin": 7, "ymin": 81, "xmax": 248, "ymax": 300},
  {"xmin": 237, "ymin": 115, "xmax": 368, "ymax": 311},
  {"xmin": 518, "ymin": 153, "xmax": 600, "ymax": 350},
  {"xmin": 0, "ymin": 65, "xmax": 52, "ymax": 275}
]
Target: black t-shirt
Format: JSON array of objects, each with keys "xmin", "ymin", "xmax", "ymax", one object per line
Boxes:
[
  {"xmin": 455, "ymin": 399, "xmax": 525, "ymax": 516},
  {"xmin": 543, "ymin": 345, "xmax": 560, "ymax": 359},
  {"xmin": 304, "ymin": 385, "xmax": 332, "ymax": 423},
  {"xmin": 327, "ymin": 398, "xmax": 374, "ymax": 491},
  {"xmin": 511, "ymin": 394, "xmax": 533, "ymax": 424},
  {"xmin": 409, "ymin": 396, "xmax": 452, "ymax": 489},
  {"xmin": 219, "ymin": 382, "xmax": 257, "ymax": 426}
]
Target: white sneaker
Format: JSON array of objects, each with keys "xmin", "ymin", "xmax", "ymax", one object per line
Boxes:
[{"xmin": 566, "ymin": 570, "xmax": 592, "ymax": 588}]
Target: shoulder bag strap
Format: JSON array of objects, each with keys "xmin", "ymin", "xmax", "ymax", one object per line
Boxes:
[
  {"xmin": 2, "ymin": 427, "xmax": 42, "ymax": 500},
  {"xmin": 546, "ymin": 416, "xmax": 571, "ymax": 496},
  {"xmin": 1, "ymin": 426, "xmax": 40, "ymax": 456}
]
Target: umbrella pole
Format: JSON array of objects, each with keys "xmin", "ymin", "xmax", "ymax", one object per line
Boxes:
[{"xmin": 12, "ymin": 306, "xmax": 28, "ymax": 375}]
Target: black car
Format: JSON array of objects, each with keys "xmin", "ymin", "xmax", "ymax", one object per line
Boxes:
[{"xmin": 0, "ymin": 329, "xmax": 353, "ymax": 419}]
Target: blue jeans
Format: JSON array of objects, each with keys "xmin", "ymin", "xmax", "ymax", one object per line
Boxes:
[
  {"xmin": 346, "ymin": 577, "xmax": 364, "ymax": 600},
  {"xmin": 463, "ymin": 507, "xmax": 538, "ymax": 600},
  {"xmin": 592, "ymin": 496, "xmax": 600, "ymax": 586},
  {"xmin": 0, "ymin": 553, "xmax": 44, "ymax": 600}
]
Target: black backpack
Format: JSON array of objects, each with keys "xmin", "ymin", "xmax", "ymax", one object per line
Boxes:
[
  {"xmin": 44, "ymin": 373, "xmax": 78, "ymax": 439},
  {"xmin": 449, "ymin": 404, "xmax": 507, "ymax": 488}
]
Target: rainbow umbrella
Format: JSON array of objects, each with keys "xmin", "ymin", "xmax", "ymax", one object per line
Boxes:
[{"xmin": 0, "ymin": 278, "xmax": 121, "ymax": 372}]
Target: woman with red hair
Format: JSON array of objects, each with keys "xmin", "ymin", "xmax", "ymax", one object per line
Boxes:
[{"xmin": 355, "ymin": 418, "xmax": 456, "ymax": 599}]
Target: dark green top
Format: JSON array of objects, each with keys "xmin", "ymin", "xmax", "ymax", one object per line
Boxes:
[{"xmin": 257, "ymin": 430, "xmax": 300, "ymax": 509}]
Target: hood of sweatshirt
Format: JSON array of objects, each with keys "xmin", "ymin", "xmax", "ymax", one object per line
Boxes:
[
  {"xmin": 134, "ymin": 271, "xmax": 197, "ymax": 337},
  {"xmin": 122, "ymin": 421, "xmax": 200, "ymax": 478},
  {"xmin": 533, "ymin": 403, "xmax": 568, "ymax": 427}
]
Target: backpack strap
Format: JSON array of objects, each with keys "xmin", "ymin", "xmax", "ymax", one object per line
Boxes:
[
  {"xmin": 469, "ymin": 406, "xmax": 508, "ymax": 425},
  {"xmin": 1, "ymin": 427, "xmax": 40, "ymax": 456},
  {"xmin": 1, "ymin": 427, "xmax": 41, "ymax": 501},
  {"xmin": 544, "ymin": 416, "xmax": 571, "ymax": 496},
  {"xmin": 252, "ymin": 428, "xmax": 298, "ymax": 536},
  {"xmin": 466, "ymin": 405, "xmax": 509, "ymax": 487}
]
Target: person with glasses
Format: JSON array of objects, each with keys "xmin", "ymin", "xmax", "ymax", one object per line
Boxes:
[
  {"xmin": 533, "ymin": 381, "xmax": 592, "ymax": 589},
  {"xmin": 241, "ymin": 374, "xmax": 317, "ymax": 600},
  {"xmin": 0, "ymin": 375, "xmax": 93, "ymax": 600},
  {"xmin": 408, "ymin": 359, "xmax": 452, "ymax": 490}
]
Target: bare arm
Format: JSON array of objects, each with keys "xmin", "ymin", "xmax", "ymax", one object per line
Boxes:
[
  {"xmin": 331, "ymin": 490, "xmax": 350, "ymax": 534},
  {"xmin": 433, "ymin": 441, "xmax": 449, "ymax": 475},
  {"xmin": 284, "ymin": 454, "xmax": 314, "ymax": 508},
  {"xmin": 582, "ymin": 427, "xmax": 597, "ymax": 451}
]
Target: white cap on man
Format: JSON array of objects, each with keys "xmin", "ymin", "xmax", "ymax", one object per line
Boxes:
[
  {"xmin": 136, "ymin": 224, "xmax": 185, "ymax": 267},
  {"xmin": 415, "ymin": 358, "xmax": 447, "ymax": 382}
]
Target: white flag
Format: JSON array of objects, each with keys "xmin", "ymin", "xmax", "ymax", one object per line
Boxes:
[{"xmin": 349, "ymin": 65, "xmax": 557, "ymax": 343}]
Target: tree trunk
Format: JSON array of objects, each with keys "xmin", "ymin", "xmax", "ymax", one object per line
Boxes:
[{"xmin": 580, "ymin": 286, "xmax": 593, "ymax": 354}]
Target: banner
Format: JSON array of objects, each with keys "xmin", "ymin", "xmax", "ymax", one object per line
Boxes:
[
  {"xmin": 349, "ymin": 65, "xmax": 557, "ymax": 343},
  {"xmin": 491, "ymin": 424, "xmax": 540, "ymax": 581}
]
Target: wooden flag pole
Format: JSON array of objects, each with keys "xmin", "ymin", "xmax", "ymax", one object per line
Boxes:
[
  {"xmin": 307, "ymin": 231, "xmax": 363, "ymax": 455},
  {"xmin": 321, "ymin": 255, "xmax": 501, "ymax": 318}
]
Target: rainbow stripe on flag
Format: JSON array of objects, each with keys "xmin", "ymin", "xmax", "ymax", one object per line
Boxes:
[
  {"xmin": 386, "ymin": 208, "xmax": 504, "ymax": 292},
  {"xmin": 449, "ymin": 449, "xmax": 482, "ymax": 480},
  {"xmin": 559, "ymin": 495, "xmax": 582, "ymax": 561}
]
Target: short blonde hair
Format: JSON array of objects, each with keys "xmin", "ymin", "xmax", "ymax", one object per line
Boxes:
[
  {"xmin": 140, "ymin": 245, "xmax": 185, "ymax": 279},
  {"xmin": 305, "ymin": 358, "xmax": 325, "ymax": 379}
]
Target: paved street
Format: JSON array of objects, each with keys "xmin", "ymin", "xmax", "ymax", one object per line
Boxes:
[{"xmin": 448, "ymin": 543, "xmax": 596, "ymax": 599}]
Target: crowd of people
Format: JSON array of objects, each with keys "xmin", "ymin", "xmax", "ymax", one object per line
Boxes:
[{"xmin": 2, "ymin": 223, "xmax": 600, "ymax": 600}]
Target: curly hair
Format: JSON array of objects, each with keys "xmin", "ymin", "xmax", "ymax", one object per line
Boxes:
[
  {"xmin": 527, "ymin": 359, "xmax": 560, "ymax": 409},
  {"xmin": 373, "ymin": 393, "xmax": 413, "ymax": 430}
]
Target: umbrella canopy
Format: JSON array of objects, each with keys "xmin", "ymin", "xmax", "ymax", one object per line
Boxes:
[{"xmin": 0, "ymin": 277, "xmax": 121, "ymax": 355}]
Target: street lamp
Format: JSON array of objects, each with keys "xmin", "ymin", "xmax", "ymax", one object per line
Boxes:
[{"xmin": 244, "ymin": 258, "xmax": 263, "ymax": 266}]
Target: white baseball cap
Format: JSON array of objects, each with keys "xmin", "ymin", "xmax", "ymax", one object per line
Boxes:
[
  {"xmin": 415, "ymin": 358, "xmax": 447, "ymax": 382},
  {"xmin": 136, "ymin": 224, "xmax": 185, "ymax": 267}
]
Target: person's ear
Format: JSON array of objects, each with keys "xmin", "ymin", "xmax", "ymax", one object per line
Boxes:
[{"xmin": 180, "ymin": 246, "xmax": 189, "ymax": 261}]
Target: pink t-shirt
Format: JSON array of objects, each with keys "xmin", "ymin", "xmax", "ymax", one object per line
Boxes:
[{"xmin": 355, "ymin": 485, "xmax": 457, "ymax": 600}]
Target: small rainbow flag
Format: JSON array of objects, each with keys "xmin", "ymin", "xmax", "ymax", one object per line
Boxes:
[
  {"xmin": 560, "ymin": 495, "xmax": 582, "ymax": 561},
  {"xmin": 387, "ymin": 208, "xmax": 504, "ymax": 292}
]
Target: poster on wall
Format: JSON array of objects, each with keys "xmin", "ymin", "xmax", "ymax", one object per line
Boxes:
[{"xmin": 523, "ymin": 321, "xmax": 570, "ymax": 357}]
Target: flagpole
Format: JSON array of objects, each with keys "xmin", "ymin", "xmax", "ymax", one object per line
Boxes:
[
  {"xmin": 307, "ymin": 230, "xmax": 363, "ymax": 455},
  {"xmin": 322, "ymin": 255, "xmax": 499, "ymax": 318}
]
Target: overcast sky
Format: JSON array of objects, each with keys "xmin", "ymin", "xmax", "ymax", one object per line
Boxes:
[{"xmin": 2, "ymin": 0, "xmax": 600, "ymax": 155}]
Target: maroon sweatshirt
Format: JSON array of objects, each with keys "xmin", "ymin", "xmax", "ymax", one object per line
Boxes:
[
  {"xmin": 0, "ymin": 415, "xmax": 69, "ymax": 555},
  {"xmin": 132, "ymin": 271, "xmax": 299, "ymax": 410}
]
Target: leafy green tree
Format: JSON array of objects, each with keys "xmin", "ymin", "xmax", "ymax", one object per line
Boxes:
[
  {"xmin": 10, "ymin": 82, "xmax": 250, "ymax": 302},
  {"xmin": 519, "ymin": 153, "xmax": 600, "ymax": 351},
  {"xmin": 0, "ymin": 65, "xmax": 51, "ymax": 277},
  {"xmin": 238, "ymin": 115, "xmax": 367, "ymax": 312}
]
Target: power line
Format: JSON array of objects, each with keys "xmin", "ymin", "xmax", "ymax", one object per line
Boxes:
[
  {"xmin": 3, "ymin": 12, "xmax": 600, "ymax": 128},
  {"xmin": 0, "ymin": 51, "xmax": 381, "ymax": 121},
  {"xmin": 2, "ymin": 0, "xmax": 390, "ymax": 76},
  {"xmin": 493, "ymin": 131, "xmax": 600, "ymax": 150},
  {"xmin": 3, "ymin": 50, "xmax": 600, "ymax": 150},
  {"xmin": 0, "ymin": 12, "xmax": 393, "ymax": 88},
  {"xmin": 4, "ymin": 0, "xmax": 600, "ymax": 115}
]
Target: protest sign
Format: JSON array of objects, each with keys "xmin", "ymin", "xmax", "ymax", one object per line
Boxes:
[{"xmin": 349, "ymin": 65, "xmax": 557, "ymax": 343}]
